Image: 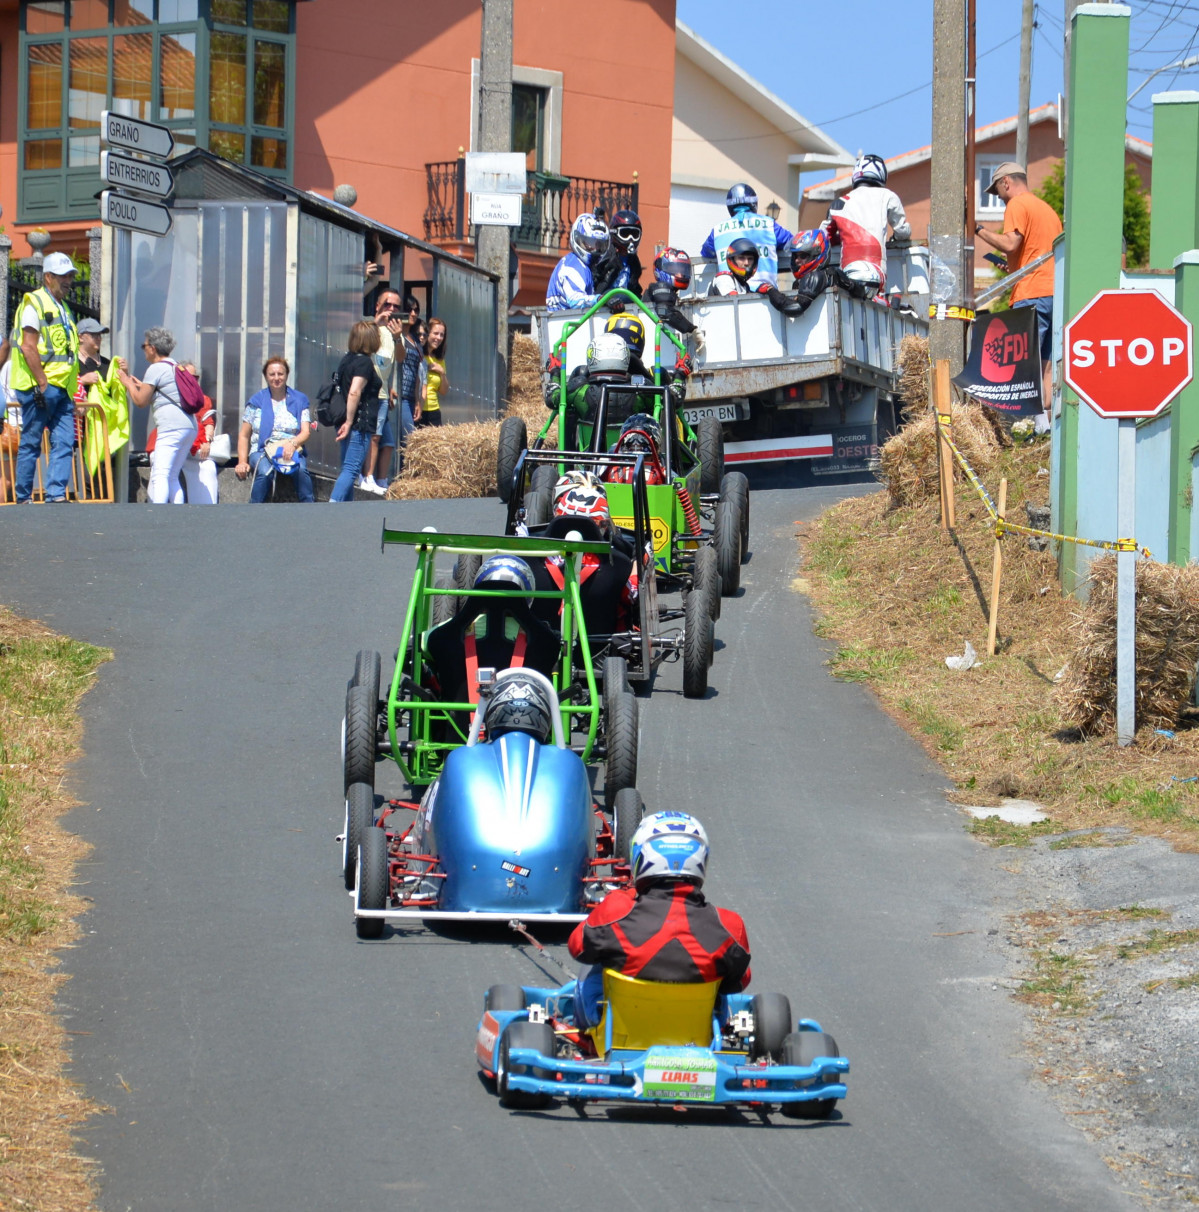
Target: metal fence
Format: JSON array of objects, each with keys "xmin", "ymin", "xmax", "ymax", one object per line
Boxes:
[
  {"xmin": 7, "ymin": 262, "xmax": 97, "ymax": 325},
  {"xmin": 424, "ymin": 160, "xmax": 638, "ymax": 255}
]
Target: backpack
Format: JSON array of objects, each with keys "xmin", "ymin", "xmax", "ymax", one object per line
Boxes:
[
  {"xmin": 316, "ymin": 370, "xmax": 348, "ymax": 428},
  {"xmin": 172, "ymin": 362, "xmax": 206, "ymax": 415}
]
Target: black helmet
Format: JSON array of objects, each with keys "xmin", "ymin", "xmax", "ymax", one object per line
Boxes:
[
  {"xmin": 725, "ymin": 237, "xmax": 759, "ymax": 281},
  {"xmin": 618, "ymin": 412, "xmax": 663, "ymax": 454},
  {"xmin": 483, "ymin": 669, "xmax": 556, "ymax": 743},
  {"xmin": 725, "ymin": 183, "xmax": 758, "ymax": 215},
  {"xmin": 610, "ymin": 208, "xmax": 642, "ymax": 253}
]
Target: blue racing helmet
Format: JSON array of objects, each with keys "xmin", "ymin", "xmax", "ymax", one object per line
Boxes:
[
  {"xmin": 790, "ymin": 229, "xmax": 830, "ymax": 277},
  {"xmin": 726, "ymin": 183, "xmax": 758, "ymax": 215},
  {"xmin": 474, "ymin": 554, "xmax": 536, "ymax": 604},
  {"xmin": 630, "ymin": 811, "xmax": 710, "ymax": 888}
]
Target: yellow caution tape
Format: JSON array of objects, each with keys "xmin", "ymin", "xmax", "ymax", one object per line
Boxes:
[{"xmin": 928, "ymin": 304, "xmax": 977, "ymax": 321}]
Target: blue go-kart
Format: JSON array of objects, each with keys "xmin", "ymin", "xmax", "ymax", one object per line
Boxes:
[{"xmin": 475, "ymin": 971, "xmax": 848, "ymax": 1118}]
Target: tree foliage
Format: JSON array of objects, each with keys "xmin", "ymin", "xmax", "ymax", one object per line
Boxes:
[{"xmin": 1035, "ymin": 158, "xmax": 1151, "ymax": 268}]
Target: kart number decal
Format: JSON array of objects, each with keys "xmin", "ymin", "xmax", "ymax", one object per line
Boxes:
[
  {"xmin": 476, "ymin": 1012, "xmax": 500, "ymax": 1067},
  {"xmin": 501, "ymin": 860, "xmax": 531, "ymax": 878},
  {"xmin": 610, "ymin": 516, "xmax": 669, "ymax": 555},
  {"xmin": 643, "ymin": 1048, "xmax": 717, "ymax": 1102}
]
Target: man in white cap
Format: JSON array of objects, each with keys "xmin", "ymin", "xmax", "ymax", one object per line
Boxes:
[{"xmin": 8, "ymin": 250, "xmax": 80, "ymax": 502}]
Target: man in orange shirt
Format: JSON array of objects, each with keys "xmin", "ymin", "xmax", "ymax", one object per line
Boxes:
[{"xmin": 975, "ymin": 161, "xmax": 1063, "ymax": 413}]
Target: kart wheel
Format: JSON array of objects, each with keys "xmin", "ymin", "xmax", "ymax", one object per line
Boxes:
[
  {"xmin": 343, "ymin": 781, "xmax": 375, "ymax": 890},
  {"xmin": 698, "ymin": 417, "xmax": 725, "ymax": 495},
  {"xmin": 604, "ymin": 689, "xmax": 639, "ymax": 799},
  {"xmin": 602, "ymin": 655, "xmax": 630, "ymax": 719},
  {"xmin": 530, "ymin": 462, "xmax": 558, "ymax": 497},
  {"xmin": 682, "ymin": 586, "xmax": 712, "ymax": 699},
  {"xmin": 497, "ymin": 1020, "xmax": 555, "ymax": 1110},
  {"xmin": 453, "ymin": 553, "xmax": 482, "ymax": 592},
  {"xmin": 523, "ymin": 487, "xmax": 551, "ymax": 528},
  {"xmin": 432, "ymin": 573, "xmax": 455, "ymax": 626},
  {"xmin": 355, "ymin": 826, "xmax": 389, "ymax": 940},
  {"xmin": 719, "ymin": 471, "xmax": 750, "ymax": 557},
  {"xmin": 713, "ymin": 499, "xmax": 742, "ymax": 596},
  {"xmin": 349, "ymin": 648, "xmax": 381, "ymax": 706},
  {"xmin": 694, "ymin": 544, "xmax": 721, "ymax": 621},
  {"xmin": 611, "ymin": 786, "xmax": 644, "ymax": 864},
  {"xmin": 485, "ymin": 984, "xmax": 527, "ymax": 1012},
  {"xmin": 496, "ymin": 416, "xmax": 527, "ymax": 503},
  {"xmin": 343, "ymin": 684, "xmax": 378, "ymax": 792},
  {"xmin": 780, "ymin": 1031, "xmax": 840, "ymax": 1120},
  {"xmin": 749, "ymin": 993, "xmax": 793, "ymax": 1062}
]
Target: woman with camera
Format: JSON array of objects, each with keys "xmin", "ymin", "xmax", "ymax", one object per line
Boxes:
[{"xmin": 329, "ymin": 321, "xmax": 384, "ymax": 502}]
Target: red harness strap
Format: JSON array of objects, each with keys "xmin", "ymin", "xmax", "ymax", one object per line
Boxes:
[
  {"xmin": 464, "ymin": 627, "xmax": 527, "ymax": 704},
  {"xmin": 544, "ymin": 557, "xmax": 600, "ymax": 614}
]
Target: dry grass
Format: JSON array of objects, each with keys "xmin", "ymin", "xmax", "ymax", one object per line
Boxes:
[
  {"xmin": 385, "ymin": 334, "xmax": 556, "ymax": 501},
  {"xmin": 877, "ymin": 400, "xmax": 1002, "ymax": 507},
  {"xmin": 896, "ymin": 334, "xmax": 931, "ymax": 419},
  {"xmin": 0, "ymin": 608, "xmax": 110, "ymax": 1212},
  {"xmin": 800, "ymin": 439, "xmax": 1199, "ymax": 847}
]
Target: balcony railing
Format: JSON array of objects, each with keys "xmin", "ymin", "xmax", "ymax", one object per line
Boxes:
[{"xmin": 424, "ymin": 160, "xmax": 638, "ymax": 255}]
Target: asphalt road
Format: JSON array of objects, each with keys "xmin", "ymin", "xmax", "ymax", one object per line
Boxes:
[{"xmin": 0, "ymin": 483, "xmax": 1127, "ymax": 1212}]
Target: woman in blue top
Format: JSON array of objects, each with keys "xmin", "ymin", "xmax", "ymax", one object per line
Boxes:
[{"xmin": 235, "ymin": 355, "xmax": 314, "ymax": 503}]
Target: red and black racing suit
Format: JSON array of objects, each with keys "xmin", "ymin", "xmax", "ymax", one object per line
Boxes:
[{"xmin": 568, "ymin": 882, "xmax": 751, "ymax": 1027}]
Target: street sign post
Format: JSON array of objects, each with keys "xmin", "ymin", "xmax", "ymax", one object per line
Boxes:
[
  {"xmin": 100, "ymin": 109, "xmax": 175, "ymax": 240},
  {"xmin": 101, "ymin": 190, "xmax": 173, "ymax": 237},
  {"xmin": 469, "ymin": 192, "xmax": 521, "ymax": 226},
  {"xmin": 101, "ymin": 150, "xmax": 174, "ymax": 200},
  {"xmin": 101, "ymin": 110, "xmax": 175, "ymax": 160},
  {"xmin": 1064, "ymin": 289, "xmax": 1195, "ymax": 746}
]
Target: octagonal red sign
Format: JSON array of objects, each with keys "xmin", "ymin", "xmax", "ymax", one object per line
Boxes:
[{"xmin": 1064, "ymin": 289, "xmax": 1193, "ymax": 418}]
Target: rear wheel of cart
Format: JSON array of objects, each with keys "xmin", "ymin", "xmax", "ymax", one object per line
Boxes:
[
  {"xmin": 698, "ymin": 417, "xmax": 725, "ymax": 494},
  {"xmin": 682, "ymin": 586, "xmax": 713, "ymax": 698},
  {"xmin": 780, "ymin": 1031, "xmax": 841, "ymax": 1119},
  {"xmin": 713, "ymin": 499, "xmax": 742, "ymax": 596},
  {"xmin": 343, "ymin": 683, "xmax": 378, "ymax": 791},
  {"xmin": 604, "ymin": 688, "xmax": 638, "ymax": 798},
  {"xmin": 355, "ymin": 826, "xmax": 389, "ymax": 940},
  {"xmin": 342, "ymin": 781, "xmax": 376, "ymax": 890},
  {"xmin": 719, "ymin": 471, "xmax": 750, "ymax": 557},
  {"xmin": 749, "ymin": 993, "xmax": 793, "ymax": 1061},
  {"xmin": 603, "ymin": 654, "xmax": 630, "ymax": 711},
  {"xmin": 496, "ymin": 416, "xmax": 527, "ymax": 503},
  {"xmin": 611, "ymin": 786, "xmax": 644, "ymax": 864},
  {"xmin": 694, "ymin": 544, "xmax": 721, "ymax": 621},
  {"xmin": 453, "ymin": 553, "xmax": 482, "ymax": 591},
  {"xmin": 530, "ymin": 462, "xmax": 558, "ymax": 497},
  {"xmin": 497, "ymin": 1020, "xmax": 555, "ymax": 1109},
  {"xmin": 432, "ymin": 572, "xmax": 456, "ymax": 626},
  {"xmin": 485, "ymin": 984, "xmax": 528, "ymax": 1012},
  {"xmin": 523, "ymin": 487, "xmax": 551, "ymax": 528}
]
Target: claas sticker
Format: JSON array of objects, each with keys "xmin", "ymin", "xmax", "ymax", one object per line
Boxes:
[{"xmin": 611, "ymin": 515, "xmax": 669, "ymax": 554}]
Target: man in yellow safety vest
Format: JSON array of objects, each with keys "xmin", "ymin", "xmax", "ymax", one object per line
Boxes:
[{"xmin": 9, "ymin": 251, "xmax": 80, "ymax": 503}]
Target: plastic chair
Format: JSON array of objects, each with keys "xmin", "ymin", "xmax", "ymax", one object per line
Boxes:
[{"xmin": 590, "ymin": 970, "xmax": 720, "ymax": 1053}]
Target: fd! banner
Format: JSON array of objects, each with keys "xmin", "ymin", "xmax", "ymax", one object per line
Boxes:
[{"xmin": 953, "ymin": 307, "xmax": 1043, "ymax": 415}]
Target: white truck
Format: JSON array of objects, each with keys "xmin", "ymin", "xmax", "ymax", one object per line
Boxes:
[{"xmin": 534, "ymin": 244, "xmax": 930, "ymax": 474}]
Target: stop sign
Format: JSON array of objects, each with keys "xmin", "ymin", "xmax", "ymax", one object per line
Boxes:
[{"xmin": 1064, "ymin": 289, "xmax": 1193, "ymax": 418}]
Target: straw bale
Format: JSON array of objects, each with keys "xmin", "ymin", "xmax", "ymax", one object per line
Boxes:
[
  {"xmin": 896, "ymin": 334, "xmax": 930, "ymax": 419},
  {"xmin": 876, "ymin": 400, "xmax": 1001, "ymax": 506},
  {"xmin": 1057, "ymin": 555, "xmax": 1199, "ymax": 734}
]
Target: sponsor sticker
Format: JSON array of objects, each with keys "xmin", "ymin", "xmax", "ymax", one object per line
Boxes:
[
  {"xmin": 501, "ymin": 860, "xmax": 531, "ymax": 878},
  {"xmin": 643, "ymin": 1047, "xmax": 717, "ymax": 1102},
  {"xmin": 476, "ymin": 1011, "xmax": 500, "ymax": 1066}
]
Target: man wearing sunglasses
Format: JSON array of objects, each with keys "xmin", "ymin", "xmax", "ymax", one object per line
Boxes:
[{"xmin": 592, "ymin": 208, "xmax": 644, "ymax": 300}]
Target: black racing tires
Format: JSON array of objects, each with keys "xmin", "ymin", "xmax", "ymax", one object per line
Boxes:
[
  {"xmin": 523, "ymin": 488, "xmax": 551, "ymax": 528},
  {"xmin": 350, "ymin": 648, "xmax": 381, "ymax": 705},
  {"xmin": 432, "ymin": 572, "xmax": 455, "ymax": 626},
  {"xmin": 602, "ymin": 655, "xmax": 630, "ymax": 718},
  {"xmin": 713, "ymin": 499, "xmax": 742, "ymax": 596},
  {"xmin": 780, "ymin": 1030, "xmax": 840, "ymax": 1120},
  {"xmin": 611, "ymin": 786, "xmax": 644, "ymax": 865},
  {"xmin": 497, "ymin": 1020, "xmax": 555, "ymax": 1109},
  {"xmin": 530, "ymin": 463, "xmax": 558, "ymax": 497},
  {"xmin": 453, "ymin": 553, "xmax": 482, "ymax": 592},
  {"xmin": 355, "ymin": 825, "xmax": 389, "ymax": 940},
  {"xmin": 604, "ymin": 688, "xmax": 638, "ymax": 799},
  {"xmin": 343, "ymin": 683, "xmax": 378, "ymax": 791},
  {"xmin": 682, "ymin": 584, "xmax": 713, "ymax": 699},
  {"xmin": 719, "ymin": 471, "xmax": 750, "ymax": 557},
  {"xmin": 496, "ymin": 416, "xmax": 527, "ymax": 503},
  {"xmin": 343, "ymin": 781, "xmax": 375, "ymax": 890},
  {"xmin": 485, "ymin": 984, "xmax": 527, "ymax": 1012},
  {"xmin": 749, "ymin": 992, "xmax": 793, "ymax": 1062},
  {"xmin": 698, "ymin": 417, "xmax": 725, "ymax": 495},
  {"xmin": 694, "ymin": 543, "xmax": 721, "ymax": 621}
]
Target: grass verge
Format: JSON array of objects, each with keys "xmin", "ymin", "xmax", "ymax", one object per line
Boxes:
[
  {"xmin": 1, "ymin": 607, "xmax": 110, "ymax": 1212},
  {"xmin": 799, "ymin": 440, "xmax": 1199, "ymax": 849}
]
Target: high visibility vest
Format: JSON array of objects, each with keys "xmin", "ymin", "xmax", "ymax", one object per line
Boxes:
[{"xmin": 10, "ymin": 287, "xmax": 79, "ymax": 393}]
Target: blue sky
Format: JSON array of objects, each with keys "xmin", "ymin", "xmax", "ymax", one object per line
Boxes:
[{"xmin": 676, "ymin": 0, "xmax": 1199, "ymax": 162}]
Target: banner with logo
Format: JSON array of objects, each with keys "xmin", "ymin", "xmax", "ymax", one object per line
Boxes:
[{"xmin": 953, "ymin": 307, "xmax": 1043, "ymax": 415}]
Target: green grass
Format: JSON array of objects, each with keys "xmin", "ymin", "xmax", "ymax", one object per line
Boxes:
[
  {"xmin": 1047, "ymin": 831, "xmax": 1134, "ymax": 850},
  {"xmin": 968, "ymin": 816, "xmax": 1061, "ymax": 846},
  {"xmin": 899, "ymin": 697, "xmax": 965, "ymax": 752},
  {"xmin": 1019, "ymin": 949, "xmax": 1093, "ymax": 1014},
  {"xmin": 1089, "ymin": 777, "xmax": 1199, "ymax": 826},
  {"xmin": 829, "ymin": 643, "xmax": 911, "ymax": 683},
  {"xmin": 1116, "ymin": 928, "xmax": 1199, "ymax": 960}
]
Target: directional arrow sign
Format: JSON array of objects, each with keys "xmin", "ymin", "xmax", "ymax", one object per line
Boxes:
[
  {"xmin": 100, "ymin": 109, "xmax": 175, "ymax": 160},
  {"xmin": 101, "ymin": 190, "xmax": 173, "ymax": 237},
  {"xmin": 102, "ymin": 150, "xmax": 174, "ymax": 200}
]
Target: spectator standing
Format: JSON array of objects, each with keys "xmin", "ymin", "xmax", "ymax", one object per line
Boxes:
[
  {"xmin": 421, "ymin": 317, "xmax": 448, "ymax": 427},
  {"xmin": 361, "ymin": 288, "xmax": 403, "ymax": 496},
  {"xmin": 177, "ymin": 362, "xmax": 219, "ymax": 504},
  {"xmin": 116, "ymin": 327, "xmax": 196, "ymax": 505},
  {"xmin": 329, "ymin": 321, "xmax": 384, "ymax": 502},
  {"xmin": 8, "ymin": 251, "xmax": 80, "ymax": 503},
  {"xmin": 235, "ymin": 355, "xmax": 313, "ymax": 503},
  {"xmin": 75, "ymin": 318, "xmax": 111, "ymax": 387},
  {"xmin": 975, "ymin": 162, "xmax": 1062, "ymax": 412},
  {"xmin": 395, "ymin": 295, "xmax": 424, "ymax": 469}
]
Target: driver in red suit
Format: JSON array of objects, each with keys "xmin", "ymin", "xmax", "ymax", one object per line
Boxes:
[{"xmin": 568, "ymin": 811, "xmax": 750, "ymax": 1028}]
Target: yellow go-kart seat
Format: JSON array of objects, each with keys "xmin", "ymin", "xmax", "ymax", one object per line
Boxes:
[{"xmin": 589, "ymin": 970, "xmax": 720, "ymax": 1053}]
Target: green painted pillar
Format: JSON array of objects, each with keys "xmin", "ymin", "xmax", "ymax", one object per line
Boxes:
[
  {"xmin": 1150, "ymin": 94, "xmax": 1199, "ymax": 270},
  {"xmin": 1058, "ymin": 3, "xmax": 1130, "ymax": 591},
  {"xmin": 1169, "ymin": 251, "xmax": 1199, "ymax": 565}
]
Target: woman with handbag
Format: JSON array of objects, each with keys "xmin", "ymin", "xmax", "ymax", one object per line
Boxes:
[
  {"xmin": 329, "ymin": 321, "xmax": 383, "ymax": 502},
  {"xmin": 235, "ymin": 355, "xmax": 314, "ymax": 503}
]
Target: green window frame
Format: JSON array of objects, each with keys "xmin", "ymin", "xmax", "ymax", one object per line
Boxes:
[{"xmin": 17, "ymin": 0, "xmax": 296, "ymax": 223}]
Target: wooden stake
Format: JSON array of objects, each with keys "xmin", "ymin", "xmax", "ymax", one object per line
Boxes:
[
  {"xmin": 987, "ymin": 477, "xmax": 1008, "ymax": 657},
  {"xmin": 933, "ymin": 360, "xmax": 956, "ymax": 529}
]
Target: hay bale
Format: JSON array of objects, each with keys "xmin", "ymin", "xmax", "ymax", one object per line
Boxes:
[
  {"xmin": 1057, "ymin": 555, "xmax": 1199, "ymax": 734},
  {"xmin": 388, "ymin": 418, "xmax": 501, "ymax": 499},
  {"xmin": 896, "ymin": 334, "xmax": 930, "ymax": 419},
  {"xmin": 876, "ymin": 400, "xmax": 1001, "ymax": 506},
  {"xmin": 504, "ymin": 333, "xmax": 558, "ymax": 446}
]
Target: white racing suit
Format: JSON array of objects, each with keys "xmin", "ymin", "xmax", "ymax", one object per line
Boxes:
[{"xmin": 824, "ymin": 183, "xmax": 910, "ymax": 291}]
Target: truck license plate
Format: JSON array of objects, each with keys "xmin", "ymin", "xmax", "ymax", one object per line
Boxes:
[{"xmin": 684, "ymin": 403, "xmax": 738, "ymax": 424}]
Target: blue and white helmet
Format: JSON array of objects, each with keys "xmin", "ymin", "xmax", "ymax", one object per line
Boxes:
[
  {"xmin": 570, "ymin": 213, "xmax": 610, "ymax": 262},
  {"xmin": 630, "ymin": 811, "xmax": 710, "ymax": 889},
  {"xmin": 474, "ymin": 554, "xmax": 536, "ymax": 604},
  {"xmin": 725, "ymin": 183, "xmax": 758, "ymax": 215}
]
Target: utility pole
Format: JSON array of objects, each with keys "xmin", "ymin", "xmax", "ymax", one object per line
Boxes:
[
  {"xmin": 478, "ymin": 0, "xmax": 513, "ymax": 391},
  {"xmin": 964, "ymin": 0, "xmax": 977, "ymax": 303},
  {"xmin": 1016, "ymin": 0, "xmax": 1035, "ymax": 169},
  {"xmin": 930, "ymin": 0, "xmax": 968, "ymax": 372}
]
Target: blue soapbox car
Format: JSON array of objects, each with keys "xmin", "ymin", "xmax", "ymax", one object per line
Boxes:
[{"xmin": 475, "ymin": 973, "xmax": 849, "ymax": 1117}]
